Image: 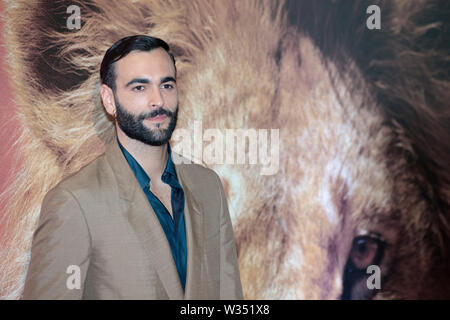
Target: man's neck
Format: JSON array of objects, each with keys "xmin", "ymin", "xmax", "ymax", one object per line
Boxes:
[{"xmin": 117, "ymin": 128, "xmax": 168, "ymax": 182}]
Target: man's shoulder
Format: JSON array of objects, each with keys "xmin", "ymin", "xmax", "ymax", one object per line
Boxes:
[
  {"xmin": 172, "ymin": 152, "xmax": 228, "ymax": 214},
  {"xmin": 38, "ymin": 152, "xmax": 112, "ymax": 224},
  {"xmin": 51, "ymin": 152, "xmax": 110, "ymax": 197},
  {"xmin": 172, "ymin": 151, "xmax": 221, "ymax": 187}
]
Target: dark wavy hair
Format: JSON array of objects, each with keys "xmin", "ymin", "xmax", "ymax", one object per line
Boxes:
[{"xmin": 100, "ymin": 35, "xmax": 176, "ymax": 92}]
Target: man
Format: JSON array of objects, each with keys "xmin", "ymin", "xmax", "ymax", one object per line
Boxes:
[{"xmin": 22, "ymin": 35, "xmax": 243, "ymax": 299}]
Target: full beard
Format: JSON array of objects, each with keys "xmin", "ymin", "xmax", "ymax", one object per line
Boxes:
[{"xmin": 114, "ymin": 96, "xmax": 178, "ymax": 146}]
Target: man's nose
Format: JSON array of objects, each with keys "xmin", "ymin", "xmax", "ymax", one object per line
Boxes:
[{"xmin": 149, "ymin": 86, "xmax": 164, "ymax": 108}]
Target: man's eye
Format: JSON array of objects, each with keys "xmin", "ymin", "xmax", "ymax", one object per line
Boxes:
[
  {"xmin": 161, "ymin": 83, "xmax": 174, "ymax": 89},
  {"xmin": 133, "ymin": 85, "xmax": 145, "ymax": 91}
]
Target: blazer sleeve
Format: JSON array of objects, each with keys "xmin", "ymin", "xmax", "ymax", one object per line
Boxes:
[
  {"xmin": 22, "ymin": 186, "xmax": 91, "ymax": 300},
  {"xmin": 214, "ymin": 173, "xmax": 244, "ymax": 300}
]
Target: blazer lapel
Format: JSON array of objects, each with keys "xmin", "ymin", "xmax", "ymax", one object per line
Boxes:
[
  {"xmin": 105, "ymin": 139, "xmax": 184, "ymax": 299},
  {"xmin": 173, "ymin": 154, "xmax": 204, "ymax": 299}
]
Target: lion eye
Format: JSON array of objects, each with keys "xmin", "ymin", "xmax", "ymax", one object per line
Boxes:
[
  {"xmin": 349, "ymin": 236, "xmax": 380, "ymax": 270},
  {"xmin": 341, "ymin": 233, "xmax": 386, "ymax": 299}
]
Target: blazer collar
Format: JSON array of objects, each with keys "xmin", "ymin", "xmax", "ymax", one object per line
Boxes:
[{"xmin": 104, "ymin": 138, "xmax": 203, "ymax": 299}]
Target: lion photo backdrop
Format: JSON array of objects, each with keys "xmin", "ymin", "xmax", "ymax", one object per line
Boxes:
[{"xmin": 0, "ymin": 0, "xmax": 449, "ymax": 299}]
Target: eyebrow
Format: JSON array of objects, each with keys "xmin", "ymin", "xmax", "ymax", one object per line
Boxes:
[
  {"xmin": 161, "ymin": 76, "xmax": 176, "ymax": 84},
  {"xmin": 125, "ymin": 76, "xmax": 176, "ymax": 88}
]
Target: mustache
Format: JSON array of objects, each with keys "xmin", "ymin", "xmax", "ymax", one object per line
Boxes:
[{"xmin": 138, "ymin": 108, "xmax": 174, "ymax": 120}]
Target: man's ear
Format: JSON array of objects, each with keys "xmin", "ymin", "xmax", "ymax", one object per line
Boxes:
[{"xmin": 100, "ymin": 84, "xmax": 116, "ymax": 117}]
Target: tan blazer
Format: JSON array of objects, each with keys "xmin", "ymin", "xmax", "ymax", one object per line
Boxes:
[{"xmin": 22, "ymin": 139, "xmax": 243, "ymax": 300}]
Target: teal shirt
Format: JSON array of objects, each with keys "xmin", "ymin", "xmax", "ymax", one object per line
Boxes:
[{"xmin": 118, "ymin": 139, "xmax": 187, "ymax": 292}]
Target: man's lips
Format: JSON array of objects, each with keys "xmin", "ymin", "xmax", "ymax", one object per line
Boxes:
[{"xmin": 145, "ymin": 114, "xmax": 167, "ymax": 123}]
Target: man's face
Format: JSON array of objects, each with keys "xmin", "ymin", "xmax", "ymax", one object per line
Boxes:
[{"xmin": 112, "ymin": 48, "xmax": 178, "ymax": 146}]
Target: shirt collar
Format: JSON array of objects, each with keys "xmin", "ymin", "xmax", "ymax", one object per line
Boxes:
[{"xmin": 117, "ymin": 137, "xmax": 181, "ymax": 190}]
